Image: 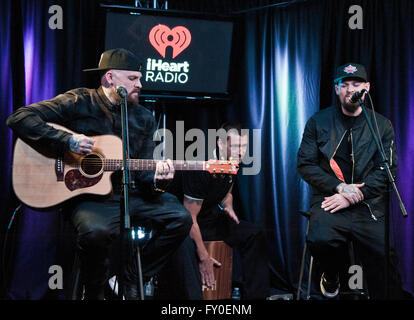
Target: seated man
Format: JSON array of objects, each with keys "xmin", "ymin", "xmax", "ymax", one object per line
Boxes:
[
  {"xmin": 297, "ymin": 63, "xmax": 403, "ymax": 299},
  {"xmin": 6, "ymin": 48, "xmax": 192, "ymax": 300},
  {"xmin": 156, "ymin": 122, "xmax": 270, "ymax": 300}
]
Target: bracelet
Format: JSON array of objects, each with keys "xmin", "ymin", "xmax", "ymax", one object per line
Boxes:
[{"xmin": 153, "ymin": 180, "xmax": 166, "ymax": 193}]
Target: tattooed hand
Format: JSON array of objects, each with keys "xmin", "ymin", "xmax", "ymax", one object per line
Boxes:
[
  {"xmin": 336, "ymin": 182, "xmax": 365, "ymax": 205},
  {"xmin": 69, "ymin": 134, "xmax": 95, "ymax": 154}
]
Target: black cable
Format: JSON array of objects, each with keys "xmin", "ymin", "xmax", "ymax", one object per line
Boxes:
[
  {"xmin": 156, "ymin": 112, "xmax": 162, "ymax": 132},
  {"xmin": 367, "ymin": 92, "xmax": 387, "ymax": 159},
  {"xmin": 2, "ymin": 204, "xmax": 22, "ymax": 298}
]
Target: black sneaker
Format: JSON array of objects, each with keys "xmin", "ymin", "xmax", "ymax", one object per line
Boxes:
[{"xmin": 320, "ymin": 273, "xmax": 340, "ymax": 298}]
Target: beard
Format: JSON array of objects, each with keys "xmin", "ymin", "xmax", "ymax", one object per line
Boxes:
[
  {"xmin": 341, "ymin": 94, "xmax": 363, "ymax": 113},
  {"xmin": 342, "ymin": 101, "xmax": 360, "ymax": 113},
  {"xmin": 127, "ymin": 91, "xmax": 139, "ymax": 106}
]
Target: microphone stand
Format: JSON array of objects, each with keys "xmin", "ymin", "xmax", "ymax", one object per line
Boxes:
[
  {"xmin": 118, "ymin": 87, "xmax": 145, "ymax": 300},
  {"xmin": 358, "ymin": 95, "xmax": 407, "ymax": 299}
]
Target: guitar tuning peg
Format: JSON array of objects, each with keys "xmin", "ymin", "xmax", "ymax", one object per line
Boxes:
[{"xmin": 212, "ymin": 174, "xmax": 217, "ymax": 179}]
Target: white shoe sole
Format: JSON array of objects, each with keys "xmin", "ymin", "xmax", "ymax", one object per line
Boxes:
[{"xmin": 320, "ymin": 274, "xmax": 339, "ymax": 298}]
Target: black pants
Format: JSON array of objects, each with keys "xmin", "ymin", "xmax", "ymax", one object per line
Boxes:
[
  {"xmin": 307, "ymin": 203, "xmax": 403, "ymax": 299},
  {"xmin": 70, "ymin": 192, "xmax": 192, "ymax": 299},
  {"xmin": 156, "ymin": 212, "xmax": 270, "ymax": 300}
]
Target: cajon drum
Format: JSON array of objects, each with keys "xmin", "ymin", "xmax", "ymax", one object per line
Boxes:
[{"xmin": 202, "ymin": 241, "xmax": 233, "ymax": 300}]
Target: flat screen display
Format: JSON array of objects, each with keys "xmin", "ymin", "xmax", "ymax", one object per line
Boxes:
[{"xmin": 105, "ymin": 12, "xmax": 233, "ymax": 96}]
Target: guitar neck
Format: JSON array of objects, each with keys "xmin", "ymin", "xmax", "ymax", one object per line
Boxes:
[{"xmin": 104, "ymin": 159, "xmax": 205, "ymax": 171}]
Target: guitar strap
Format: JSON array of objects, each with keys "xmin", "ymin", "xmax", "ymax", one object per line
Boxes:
[{"xmin": 95, "ymin": 87, "xmax": 115, "ymax": 125}]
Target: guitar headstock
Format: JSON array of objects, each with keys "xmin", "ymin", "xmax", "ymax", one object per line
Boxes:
[{"xmin": 205, "ymin": 160, "xmax": 239, "ymax": 175}]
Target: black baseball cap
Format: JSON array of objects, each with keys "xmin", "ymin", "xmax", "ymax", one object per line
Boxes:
[
  {"xmin": 334, "ymin": 63, "xmax": 367, "ymax": 84},
  {"xmin": 83, "ymin": 48, "xmax": 142, "ymax": 72}
]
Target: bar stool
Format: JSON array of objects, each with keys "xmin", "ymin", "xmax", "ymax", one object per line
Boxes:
[
  {"xmin": 296, "ymin": 211, "xmax": 313, "ymax": 300},
  {"xmin": 296, "ymin": 211, "xmax": 369, "ymax": 300},
  {"xmin": 71, "ymin": 251, "xmax": 83, "ymax": 300}
]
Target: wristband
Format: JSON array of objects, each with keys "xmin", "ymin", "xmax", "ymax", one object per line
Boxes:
[{"xmin": 153, "ymin": 180, "xmax": 166, "ymax": 193}]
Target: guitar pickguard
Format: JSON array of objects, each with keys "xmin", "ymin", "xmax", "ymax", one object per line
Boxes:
[{"xmin": 65, "ymin": 169, "xmax": 103, "ymax": 191}]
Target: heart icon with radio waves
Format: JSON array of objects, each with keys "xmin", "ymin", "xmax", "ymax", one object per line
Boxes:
[{"xmin": 149, "ymin": 25, "xmax": 192, "ymax": 59}]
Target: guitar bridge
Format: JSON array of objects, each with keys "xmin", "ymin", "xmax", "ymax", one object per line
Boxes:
[{"xmin": 55, "ymin": 156, "xmax": 64, "ymax": 181}]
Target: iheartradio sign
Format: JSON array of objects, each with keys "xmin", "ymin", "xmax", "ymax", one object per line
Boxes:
[
  {"xmin": 149, "ymin": 24, "xmax": 191, "ymax": 58},
  {"xmin": 106, "ymin": 12, "xmax": 233, "ymax": 94},
  {"xmin": 146, "ymin": 24, "xmax": 191, "ymax": 84}
]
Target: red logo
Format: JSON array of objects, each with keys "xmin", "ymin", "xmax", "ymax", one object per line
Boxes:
[
  {"xmin": 344, "ymin": 65, "xmax": 358, "ymax": 74},
  {"xmin": 149, "ymin": 25, "xmax": 191, "ymax": 59}
]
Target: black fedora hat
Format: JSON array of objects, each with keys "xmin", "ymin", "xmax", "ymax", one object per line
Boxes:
[
  {"xmin": 83, "ymin": 48, "xmax": 142, "ymax": 72},
  {"xmin": 334, "ymin": 63, "xmax": 367, "ymax": 84}
]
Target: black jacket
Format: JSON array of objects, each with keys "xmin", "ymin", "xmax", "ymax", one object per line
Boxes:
[
  {"xmin": 297, "ymin": 104, "xmax": 397, "ymax": 219},
  {"xmin": 6, "ymin": 86, "xmax": 158, "ymax": 196}
]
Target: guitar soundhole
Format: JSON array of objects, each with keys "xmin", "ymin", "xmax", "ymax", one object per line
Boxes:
[{"xmin": 80, "ymin": 153, "xmax": 103, "ymax": 176}]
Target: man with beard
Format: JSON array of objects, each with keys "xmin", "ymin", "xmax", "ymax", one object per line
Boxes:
[
  {"xmin": 6, "ymin": 48, "xmax": 192, "ymax": 300},
  {"xmin": 297, "ymin": 63, "xmax": 403, "ymax": 299}
]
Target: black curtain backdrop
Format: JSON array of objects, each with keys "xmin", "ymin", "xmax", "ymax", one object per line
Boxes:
[{"xmin": 1, "ymin": 0, "xmax": 413, "ymax": 299}]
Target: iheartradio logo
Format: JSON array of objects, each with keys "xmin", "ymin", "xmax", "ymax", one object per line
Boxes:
[{"xmin": 149, "ymin": 24, "xmax": 191, "ymax": 59}]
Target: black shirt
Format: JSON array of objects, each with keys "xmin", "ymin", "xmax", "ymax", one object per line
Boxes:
[
  {"xmin": 167, "ymin": 170, "xmax": 234, "ymax": 223},
  {"xmin": 333, "ymin": 112, "xmax": 363, "ymax": 184},
  {"xmin": 6, "ymin": 86, "xmax": 157, "ymax": 195}
]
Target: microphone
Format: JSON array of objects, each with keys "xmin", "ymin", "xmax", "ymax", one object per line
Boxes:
[
  {"xmin": 349, "ymin": 89, "xmax": 367, "ymax": 103},
  {"xmin": 116, "ymin": 85, "xmax": 127, "ymax": 98}
]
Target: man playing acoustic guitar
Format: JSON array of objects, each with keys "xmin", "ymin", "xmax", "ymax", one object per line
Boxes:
[{"xmin": 6, "ymin": 48, "xmax": 193, "ymax": 300}]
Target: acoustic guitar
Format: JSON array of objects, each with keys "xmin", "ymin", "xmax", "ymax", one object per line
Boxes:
[{"xmin": 12, "ymin": 123, "xmax": 239, "ymax": 209}]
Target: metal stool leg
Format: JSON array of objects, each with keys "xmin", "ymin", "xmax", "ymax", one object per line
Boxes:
[
  {"xmin": 296, "ymin": 240, "xmax": 308, "ymax": 300},
  {"xmin": 135, "ymin": 240, "xmax": 145, "ymax": 300},
  {"xmin": 71, "ymin": 252, "xmax": 82, "ymax": 300},
  {"xmin": 297, "ymin": 216, "xmax": 311, "ymax": 300},
  {"xmin": 306, "ymin": 256, "xmax": 314, "ymax": 300}
]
